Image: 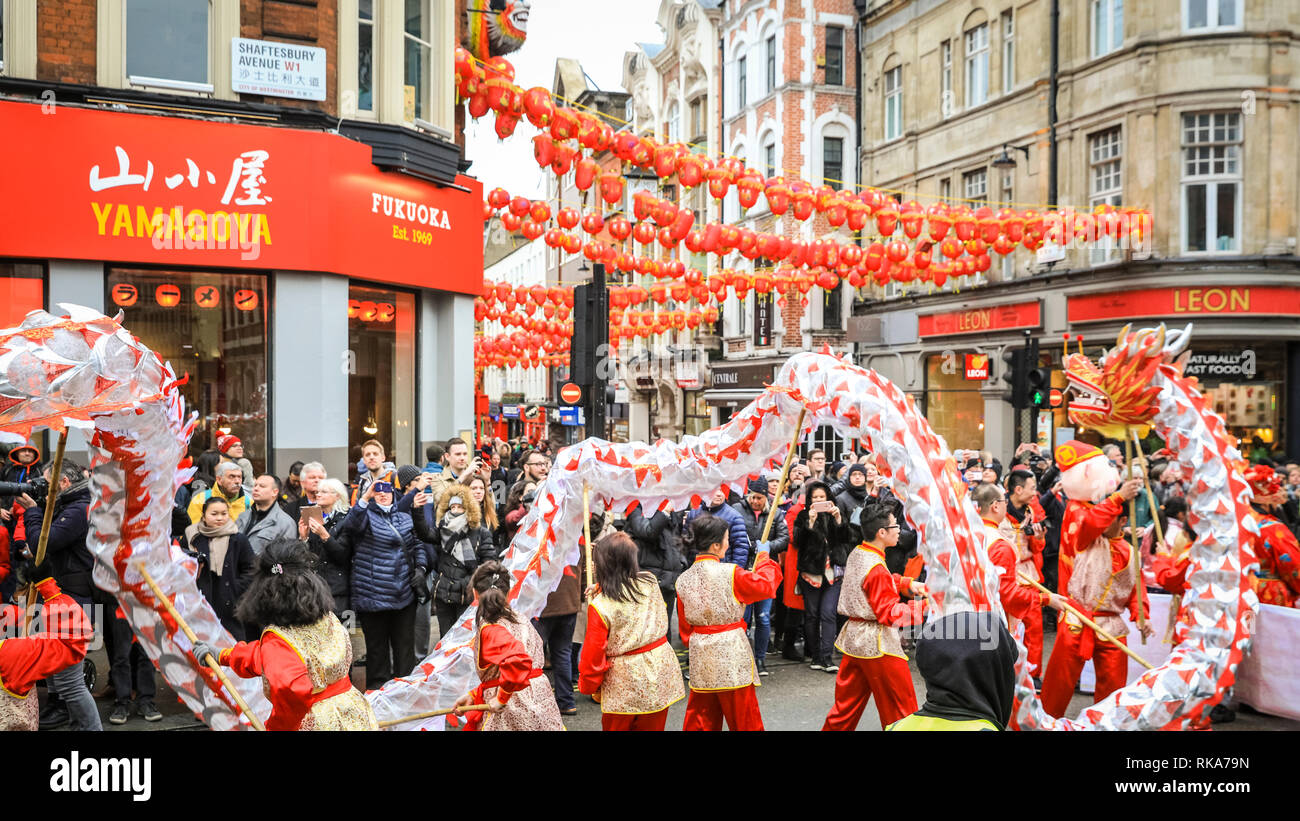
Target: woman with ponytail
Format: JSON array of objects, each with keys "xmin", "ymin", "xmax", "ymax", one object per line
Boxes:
[
  {"xmin": 451, "ymin": 561, "xmax": 564, "ymax": 731},
  {"xmin": 191, "ymin": 538, "xmax": 378, "ymax": 731},
  {"xmin": 675, "ymin": 512, "xmax": 781, "ymax": 731},
  {"xmin": 577, "ymin": 532, "xmax": 685, "ymax": 731}
]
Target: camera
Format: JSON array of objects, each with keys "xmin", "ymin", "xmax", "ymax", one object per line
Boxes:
[
  {"xmin": 0, "ymin": 476, "xmax": 50, "ymax": 499},
  {"xmin": 522, "ymin": 490, "xmax": 537, "ymax": 506}
]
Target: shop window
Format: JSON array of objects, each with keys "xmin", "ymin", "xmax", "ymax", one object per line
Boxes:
[
  {"xmin": 684, "ymin": 391, "xmax": 710, "ymax": 437},
  {"xmin": 924, "ymin": 352, "xmax": 985, "ymax": 452},
  {"xmin": 349, "ymin": 285, "xmax": 416, "ymax": 467},
  {"xmin": 1182, "ymin": 112, "xmax": 1241, "ymax": 253},
  {"xmin": 0, "ymin": 261, "xmax": 44, "ymax": 329},
  {"xmin": 107, "ymin": 269, "xmax": 267, "ymax": 470},
  {"xmin": 126, "ymin": 0, "xmax": 211, "ymax": 91}
]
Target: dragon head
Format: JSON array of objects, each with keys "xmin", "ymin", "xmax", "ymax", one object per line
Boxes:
[{"xmin": 1066, "ymin": 323, "xmax": 1192, "ymax": 439}]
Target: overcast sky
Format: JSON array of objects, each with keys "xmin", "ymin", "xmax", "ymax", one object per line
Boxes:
[{"xmin": 464, "ymin": 0, "xmax": 664, "ymax": 199}]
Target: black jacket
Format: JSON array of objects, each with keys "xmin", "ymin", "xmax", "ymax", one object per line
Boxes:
[
  {"xmin": 624, "ymin": 504, "xmax": 687, "ymax": 592},
  {"xmin": 729, "ymin": 501, "xmax": 790, "ymax": 566},
  {"xmin": 792, "ymin": 506, "xmax": 849, "ymax": 577},
  {"xmin": 180, "ymin": 529, "xmax": 256, "ymax": 641},
  {"xmin": 23, "ymin": 482, "xmax": 94, "ymax": 598},
  {"xmin": 413, "ymin": 507, "xmax": 495, "ymax": 607},
  {"xmin": 305, "ymin": 510, "xmax": 353, "ymax": 602}
]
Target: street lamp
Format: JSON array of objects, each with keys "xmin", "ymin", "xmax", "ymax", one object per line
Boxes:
[{"xmin": 992, "ymin": 143, "xmax": 1031, "ymax": 169}]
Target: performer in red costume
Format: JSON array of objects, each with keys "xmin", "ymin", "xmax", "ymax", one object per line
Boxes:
[
  {"xmin": 1039, "ymin": 441, "xmax": 1148, "ymax": 718},
  {"xmin": 676, "ymin": 513, "xmax": 781, "ymax": 731},
  {"xmin": 1241, "ymin": 465, "xmax": 1300, "ymax": 608},
  {"xmin": 453, "ymin": 560, "xmax": 564, "ymax": 731},
  {"xmin": 578, "ymin": 532, "xmax": 686, "ymax": 731},
  {"xmin": 0, "ymin": 565, "xmax": 92, "ymax": 731},
  {"xmin": 822, "ymin": 499, "xmax": 927, "ymax": 730},
  {"xmin": 972, "ymin": 484, "xmax": 1066, "ymax": 634},
  {"xmin": 193, "ymin": 539, "xmax": 378, "ymax": 731}
]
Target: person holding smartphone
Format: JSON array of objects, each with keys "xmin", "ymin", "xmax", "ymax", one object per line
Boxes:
[{"xmin": 791, "ymin": 481, "xmax": 849, "ymax": 672}]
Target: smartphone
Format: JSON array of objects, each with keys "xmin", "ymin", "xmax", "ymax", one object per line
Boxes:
[{"xmin": 299, "ymin": 504, "xmax": 324, "ymax": 529}]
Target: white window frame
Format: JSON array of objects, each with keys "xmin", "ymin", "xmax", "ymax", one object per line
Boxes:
[
  {"xmin": 939, "ymin": 177, "xmax": 952, "ymax": 203},
  {"xmin": 667, "ymin": 101, "xmax": 680, "ymax": 143},
  {"xmin": 964, "ymin": 24, "xmax": 989, "ymax": 108},
  {"xmin": 1183, "ymin": 0, "xmax": 1242, "ymax": 33},
  {"xmin": 737, "ymin": 53, "xmax": 748, "ymax": 109},
  {"xmin": 763, "ymin": 140, "xmax": 776, "ymax": 178},
  {"xmin": 114, "ymin": 0, "xmax": 218, "ymax": 95},
  {"xmin": 823, "ymin": 135, "xmax": 844, "ymax": 188},
  {"xmin": 355, "ymin": 0, "xmax": 376, "ymax": 114},
  {"xmin": 963, "ymin": 168, "xmax": 987, "ymax": 202},
  {"xmin": 1001, "ymin": 10, "xmax": 1014, "ymax": 92},
  {"xmin": 940, "ymin": 40, "xmax": 953, "ymax": 118},
  {"xmin": 765, "ymin": 34, "xmax": 776, "ymax": 94},
  {"xmin": 403, "ymin": 0, "xmax": 433, "ymax": 124},
  {"xmin": 1089, "ymin": 127, "xmax": 1123, "ymax": 206},
  {"xmin": 1180, "ymin": 111, "xmax": 1242, "ymax": 255},
  {"xmin": 883, "ymin": 65, "xmax": 902, "ymax": 141},
  {"xmin": 1090, "ymin": 0, "xmax": 1123, "ymax": 58}
]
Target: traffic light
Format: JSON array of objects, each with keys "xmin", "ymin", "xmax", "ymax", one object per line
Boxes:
[
  {"xmin": 572, "ymin": 263, "xmax": 609, "ymax": 436},
  {"xmin": 1027, "ymin": 366, "xmax": 1051, "ymax": 408},
  {"xmin": 1001, "ymin": 346, "xmax": 1028, "ymax": 409}
]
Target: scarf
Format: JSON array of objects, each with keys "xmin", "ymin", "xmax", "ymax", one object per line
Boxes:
[
  {"xmin": 188, "ymin": 518, "xmax": 240, "ymax": 577},
  {"xmin": 441, "ymin": 512, "xmax": 475, "ymax": 564}
]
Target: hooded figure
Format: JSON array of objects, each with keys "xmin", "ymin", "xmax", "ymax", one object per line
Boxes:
[{"xmin": 887, "ymin": 611, "xmax": 1016, "ymax": 731}]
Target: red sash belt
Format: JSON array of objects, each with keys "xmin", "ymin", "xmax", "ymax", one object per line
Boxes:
[
  {"xmin": 1067, "ymin": 597, "xmax": 1124, "ymax": 661},
  {"xmin": 480, "ymin": 667, "xmax": 545, "ymax": 692},
  {"xmin": 308, "ymin": 676, "xmax": 354, "ymax": 706},
  {"xmin": 692, "ymin": 620, "xmax": 746, "ymax": 635},
  {"xmin": 611, "ymin": 635, "xmax": 668, "ymax": 658}
]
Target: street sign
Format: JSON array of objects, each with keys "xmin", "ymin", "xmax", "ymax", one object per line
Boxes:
[
  {"xmin": 559, "ymin": 406, "xmax": 585, "ymax": 426},
  {"xmin": 1049, "ymin": 388, "xmax": 1064, "ymax": 408},
  {"xmin": 560, "ymin": 383, "xmax": 582, "ymax": 404}
]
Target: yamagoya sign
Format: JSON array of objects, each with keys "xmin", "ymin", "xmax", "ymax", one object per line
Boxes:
[{"xmin": 0, "ymin": 100, "xmax": 482, "ymax": 295}]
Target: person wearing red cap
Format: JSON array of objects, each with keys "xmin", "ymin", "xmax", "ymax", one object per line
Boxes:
[
  {"xmin": 1039, "ymin": 440, "xmax": 1147, "ymax": 717},
  {"xmin": 1242, "ymin": 465, "xmax": 1300, "ymax": 608},
  {"xmin": 218, "ymin": 433, "xmax": 255, "ymax": 491},
  {"xmin": 0, "ymin": 565, "xmax": 94, "ymax": 730}
]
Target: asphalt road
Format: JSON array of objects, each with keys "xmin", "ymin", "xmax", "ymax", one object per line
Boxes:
[{"xmin": 68, "ymin": 625, "xmax": 1299, "ymax": 732}]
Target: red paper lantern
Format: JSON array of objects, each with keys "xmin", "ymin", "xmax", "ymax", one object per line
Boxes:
[
  {"xmin": 529, "ymin": 200, "xmax": 551, "ymax": 223},
  {"xmin": 900, "ymin": 200, "xmax": 924, "ymax": 239},
  {"xmin": 574, "ymin": 157, "xmax": 598, "ymax": 191},
  {"xmin": 598, "ymin": 173, "xmax": 624, "ymax": 206},
  {"xmin": 487, "ymin": 187, "xmax": 510, "ymax": 210},
  {"xmin": 508, "ymin": 196, "xmax": 531, "ymax": 217},
  {"xmin": 556, "ymin": 207, "xmax": 580, "ymax": 229},
  {"xmin": 581, "ymin": 211, "xmax": 605, "ymax": 235},
  {"xmin": 522, "ymin": 87, "xmax": 555, "ymax": 128},
  {"xmin": 884, "ymin": 240, "xmax": 909, "ymax": 263}
]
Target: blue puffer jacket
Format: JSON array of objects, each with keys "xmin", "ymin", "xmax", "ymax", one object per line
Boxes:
[
  {"xmin": 687, "ymin": 501, "xmax": 750, "ymax": 567},
  {"xmin": 340, "ymin": 500, "xmax": 430, "ymax": 613}
]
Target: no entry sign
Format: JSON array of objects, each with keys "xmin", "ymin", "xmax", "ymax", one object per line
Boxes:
[{"xmin": 560, "ymin": 383, "xmax": 582, "ymax": 404}]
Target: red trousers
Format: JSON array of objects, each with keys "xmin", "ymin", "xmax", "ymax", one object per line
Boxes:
[
  {"xmin": 822, "ymin": 654, "xmax": 918, "ymax": 731},
  {"xmin": 1040, "ymin": 625, "xmax": 1129, "ymax": 718},
  {"xmin": 1023, "ymin": 606, "xmax": 1044, "ymax": 676},
  {"xmin": 682, "ymin": 686, "xmax": 763, "ymax": 731},
  {"xmin": 601, "ymin": 709, "xmax": 669, "ymax": 731}
]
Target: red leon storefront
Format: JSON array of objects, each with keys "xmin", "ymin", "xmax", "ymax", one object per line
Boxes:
[
  {"xmin": 0, "ymin": 100, "xmax": 483, "ymax": 473},
  {"xmin": 1068, "ymin": 284, "xmax": 1300, "ymax": 458},
  {"xmin": 916, "ymin": 300, "xmax": 1043, "ymax": 452}
]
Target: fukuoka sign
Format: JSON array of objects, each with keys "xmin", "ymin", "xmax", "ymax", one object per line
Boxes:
[{"xmin": 0, "ymin": 100, "xmax": 483, "ymax": 295}]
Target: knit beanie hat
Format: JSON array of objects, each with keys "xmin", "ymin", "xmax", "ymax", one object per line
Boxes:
[{"xmin": 217, "ymin": 433, "xmax": 242, "ymax": 454}]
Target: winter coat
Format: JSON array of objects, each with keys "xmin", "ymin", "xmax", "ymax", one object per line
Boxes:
[
  {"xmin": 236, "ymin": 501, "xmax": 298, "ymax": 556},
  {"xmin": 624, "ymin": 504, "xmax": 688, "ymax": 594},
  {"xmin": 791, "ymin": 505, "xmax": 850, "ymax": 578},
  {"xmin": 412, "ymin": 485, "xmax": 494, "ymax": 608},
  {"xmin": 305, "ymin": 509, "xmax": 353, "ymax": 606},
  {"xmin": 729, "ymin": 501, "xmax": 790, "ymax": 567},
  {"xmin": 340, "ymin": 499, "xmax": 428, "ymax": 613},
  {"xmin": 180, "ymin": 527, "xmax": 256, "ymax": 641},
  {"xmin": 540, "ymin": 515, "xmax": 600, "ymax": 619},
  {"xmin": 23, "ymin": 482, "xmax": 94, "ymax": 598},
  {"xmin": 685, "ymin": 501, "xmax": 751, "ymax": 567}
]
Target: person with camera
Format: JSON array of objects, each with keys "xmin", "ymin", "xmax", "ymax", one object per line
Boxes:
[
  {"xmin": 791, "ymin": 481, "xmax": 850, "ymax": 673},
  {"xmin": 412, "ymin": 483, "xmax": 496, "ymax": 640},
  {"xmin": 339, "ymin": 479, "xmax": 428, "ymax": 689},
  {"xmin": 15, "ymin": 459, "xmax": 101, "ymax": 730},
  {"xmin": 298, "ymin": 477, "xmax": 354, "ymax": 618}
]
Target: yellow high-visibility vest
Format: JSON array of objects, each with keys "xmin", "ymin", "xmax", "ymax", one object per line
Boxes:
[{"xmin": 885, "ymin": 713, "xmax": 998, "ymax": 731}]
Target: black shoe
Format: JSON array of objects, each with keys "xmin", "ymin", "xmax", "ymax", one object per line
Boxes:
[
  {"xmin": 757, "ymin": 661, "xmax": 770, "ymax": 677},
  {"xmin": 1209, "ymin": 704, "xmax": 1236, "ymax": 724},
  {"xmin": 39, "ymin": 704, "xmax": 70, "ymax": 730},
  {"xmin": 108, "ymin": 702, "xmax": 131, "ymax": 725},
  {"xmin": 137, "ymin": 700, "xmax": 162, "ymax": 722}
]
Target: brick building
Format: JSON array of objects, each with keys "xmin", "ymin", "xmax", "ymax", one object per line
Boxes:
[
  {"xmin": 712, "ymin": 0, "xmax": 858, "ymax": 455},
  {"xmin": 0, "ymin": 0, "xmax": 481, "ymax": 478},
  {"xmin": 852, "ymin": 0, "xmax": 1300, "ymax": 460}
]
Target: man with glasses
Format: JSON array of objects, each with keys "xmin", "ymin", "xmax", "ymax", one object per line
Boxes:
[
  {"xmin": 822, "ymin": 499, "xmax": 926, "ymax": 731},
  {"xmin": 806, "ymin": 449, "xmax": 827, "ymax": 482},
  {"xmin": 972, "ymin": 484, "xmax": 1067, "ymax": 667},
  {"xmin": 522, "ymin": 452, "xmax": 551, "ymax": 483}
]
